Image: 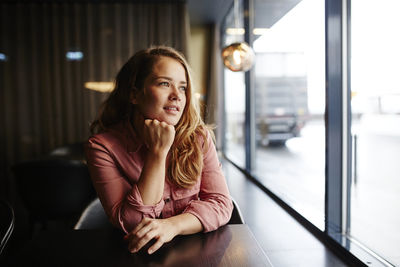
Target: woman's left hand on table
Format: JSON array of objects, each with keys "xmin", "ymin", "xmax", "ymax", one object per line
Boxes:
[{"xmin": 124, "ymin": 217, "xmax": 178, "ymax": 254}]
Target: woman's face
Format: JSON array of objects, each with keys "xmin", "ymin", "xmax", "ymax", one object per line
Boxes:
[{"xmin": 133, "ymin": 56, "xmax": 187, "ymax": 126}]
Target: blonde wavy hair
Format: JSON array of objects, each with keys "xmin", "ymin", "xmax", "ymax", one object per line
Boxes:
[{"xmin": 90, "ymin": 46, "xmax": 210, "ymax": 188}]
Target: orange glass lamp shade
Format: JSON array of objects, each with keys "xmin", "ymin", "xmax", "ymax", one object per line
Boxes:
[{"xmin": 221, "ymin": 42, "xmax": 255, "ymax": 72}]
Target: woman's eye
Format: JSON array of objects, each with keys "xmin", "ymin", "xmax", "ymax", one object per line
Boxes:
[
  {"xmin": 179, "ymin": 86, "xmax": 187, "ymax": 91},
  {"xmin": 160, "ymin": 82, "xmax": 169, "ymax": 87}
]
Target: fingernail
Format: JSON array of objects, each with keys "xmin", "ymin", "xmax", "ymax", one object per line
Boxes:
[{"xmin": 148, "ymin": 249, "xmax": 153, "ymax": 254}]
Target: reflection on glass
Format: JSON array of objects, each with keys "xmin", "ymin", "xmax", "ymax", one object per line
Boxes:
[
  {"xmin": 350, "ymin": 0, "xmax": 400, "ymax": 265},
  {"xmin": 252, "ymin": 0, "xmax": 325, "ymax": 228}
]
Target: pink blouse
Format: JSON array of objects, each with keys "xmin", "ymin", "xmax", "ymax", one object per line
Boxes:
[{"xmin": 85, "ymin": 121, "xmax": 233, "ymax": 234}]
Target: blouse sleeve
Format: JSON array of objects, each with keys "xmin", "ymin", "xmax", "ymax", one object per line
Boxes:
[
  {"xmin": 85, "ymin": 136, "xmax": 164, "ymax": 233},
  {"xmin": 183, "ymin": 131, "xmax": 233, "ymax": 232}
]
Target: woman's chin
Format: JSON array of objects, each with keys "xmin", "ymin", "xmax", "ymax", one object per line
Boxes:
[
  {"xmin": 140, "ymin": 112, "xmax": 182, "ymax": 126},
  {"xmin": 165, "ymin": 119, "xmax": 179, "ymax": 126},
  {"xmin": 152, "ymin": 117, "xmax": 179, "ymax": 126}
]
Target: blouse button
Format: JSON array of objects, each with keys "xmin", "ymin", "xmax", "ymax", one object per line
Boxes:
[{"xmin": 164, "ymin": 197, "xmax": 170, "ymax": 203}]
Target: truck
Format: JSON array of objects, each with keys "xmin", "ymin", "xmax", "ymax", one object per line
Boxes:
[{"xmin": 255, "ymin": 75, "xmax": 308, "ymax": 146}]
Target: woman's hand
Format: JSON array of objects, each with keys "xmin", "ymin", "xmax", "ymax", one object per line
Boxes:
[
  {"xmin": 143, "ymin": 119, "xmax": 175, "ymax": 157},
  {"xmin": 124, "ymin": 214, "xmax": 203, "ymax": 254},
  {"xmin": 124, "ymin": 217, "xmax": 178, "ymax": 254}
]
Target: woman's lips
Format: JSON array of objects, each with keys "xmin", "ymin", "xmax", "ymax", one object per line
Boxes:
[{"xmin": 164, "ymin": 106, "xmax": 180, "ymax": 114}]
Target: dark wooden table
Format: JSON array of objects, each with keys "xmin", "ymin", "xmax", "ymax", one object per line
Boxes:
[{"xmin": 11, "ymin": 224, "xmax": 272, "ymax": 267}]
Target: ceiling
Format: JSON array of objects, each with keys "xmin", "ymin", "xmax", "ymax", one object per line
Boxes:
[
  {"xmin": 10, "ymin": 0, "xmax": 300, "ymax": 28},
  {"xmin": 187, "ymin": 0, "xmax": 233, "ymax": 26},
  {"xmin": 187, "ymin": 0, "xmax": 301, "ymax": 28}
]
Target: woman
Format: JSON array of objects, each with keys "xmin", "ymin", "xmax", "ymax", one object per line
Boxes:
[{"xmin": 85, "ymin": 46, "xmax": 233, "ymax": 255}]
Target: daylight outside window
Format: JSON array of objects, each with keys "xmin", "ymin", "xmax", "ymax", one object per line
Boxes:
[
  {"xmin": 252, "ymin": 0, "xmax": 326, "ymax": 228},
  {"xmin": 223, "ymin": 1, "xmax": 246, "ymax": 168},
  {"xmin": 350, "ymin": 0, "xmax": 400, "ymax": 265}
]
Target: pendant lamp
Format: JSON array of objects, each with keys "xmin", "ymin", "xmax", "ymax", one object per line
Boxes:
[{"xmin": 222, "ymin": 0, "xmax": 255, "ymax": 72}]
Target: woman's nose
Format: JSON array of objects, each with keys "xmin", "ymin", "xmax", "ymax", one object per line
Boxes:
[
  {"xmin": 169, "ymin": 94, "xmax": 180, "ymax": 101},
  {"xmin": 169, "ymin": 86, "xmax": 181, "ymax": 101}
]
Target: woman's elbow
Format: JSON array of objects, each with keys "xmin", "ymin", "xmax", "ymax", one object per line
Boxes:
[{"xmin": 222, "ymin": 197, "xmax": 234, "ymax": 225}]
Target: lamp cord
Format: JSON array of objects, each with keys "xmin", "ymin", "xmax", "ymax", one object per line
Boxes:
[{"xmin": 234, "ymin": 0, "xmax": 240, "ymax": 34}]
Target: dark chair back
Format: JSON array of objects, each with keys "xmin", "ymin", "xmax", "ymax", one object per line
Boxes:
[
  {"xmin": 74, "ymin": 198, "xmax": 113, "ymax": 230},
  {"xmin": 13, "ymin": 158, "xmax": 96, "ymax": 231},
  {"xmin": 228, "ymin": 198, "xmax": 245, "ymax": 224},
  {"xmin": 0, "ymin": 200, "xmax": 15, "ymax": 256}
]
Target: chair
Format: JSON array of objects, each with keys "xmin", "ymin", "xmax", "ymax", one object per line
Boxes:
[
  {"xmin": 74, "ymin": 198, "xmax": 113, "ymax": 230},
  {"xmin": 12, "ymin": 158, "xmax": 96, "ymax": 234},
  {"xmin": 75, "ymin": 197, "xmax": 245, "ymax": 230},
  {"xmin": 228, "ymin": 197, "xmax": 245, "ymax": 224},
  {"xmin": 0, "ymin": 200, "xmax": 15, "ymax": 256}
]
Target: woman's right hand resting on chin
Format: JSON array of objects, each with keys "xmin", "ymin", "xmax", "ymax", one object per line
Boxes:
[
  {"xmin": 137, "ymin": 118, "xmax": 175, "ymax": 205},
  {"xmin": 143, "ymin": 119, "xmax": 175, "ymax": 157}
]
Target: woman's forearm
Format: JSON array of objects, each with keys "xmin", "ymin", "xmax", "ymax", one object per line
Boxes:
[
  {"xmin": 136, "ymin": 119, "xmax": 175, "ymax": 205},
  {"xmin": 168, "ymin": 213, "xmax": 203, "ymax": 236},
  {"xmin": 137, "ymin": 152, "xmax": 167, "ymax": 205}
]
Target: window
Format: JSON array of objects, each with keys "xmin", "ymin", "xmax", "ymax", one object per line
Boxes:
[
  {"xmin": 221, "ymin": 0, "xmax": 399, "ymax": 265},
  {"xmin": 350, "ymin": 0, "xmax": 400, "ymax": 265},
  {"xmin": 222, "ymin": 1, "xmax": 246, "ymax": 168},
  {"xmin": 252, "ymin": 0, "xmax": 326, "ymax": 228}
]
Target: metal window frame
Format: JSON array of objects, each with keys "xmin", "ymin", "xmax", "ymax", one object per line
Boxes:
[
  {"xmin": 243, "ymin": 0, "xmax": 255, "ymax": 172},
  {"xmin": 325, "ymin": 0, "xmax": 346, "ymax": 236}
]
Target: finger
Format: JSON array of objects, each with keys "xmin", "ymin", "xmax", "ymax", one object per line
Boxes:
[
  {"xmin": 144, "ymin": 119, "xmax": 152, "ymax": 126},
  {"xmin": 127, "ymin": 219, "xmax": 155, "ymax": 251},
  {"xmin": 148, "ymin": 119, "xmax": 159, "ymax": 126},
  {"xmin": 148, "ymin": 238, "xmax": 164, "ymax": 254},
  {"xmin": 125, "ymin": 217, "xmax": 151, "ymax": 240},
  {"xmin": 134, "ymin": 222, "xmax": 155, "ymax": 240},
  {"xmin": 132, "ymin": 217, "xmax": 152, "ymax": 235},
  {"xmin": 167, "ymin": 124, "xmax": 175, "ymax": 133},
  {"xmin": 130, "ymin": 229, "xmax": 157, "ymax": 253}
]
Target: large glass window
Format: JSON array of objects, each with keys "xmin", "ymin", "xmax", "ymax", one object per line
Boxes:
[
  {"xmin": 252, "ymin": 0, "xmax": 326, "ymax": 228},
  {"xmin": 222, "ymin": 0, "xmax": 399, "ymax": 264},
  {"xmin": 222, "ymin": 2, "xmax": 246, "ymax": 168},
  {"xmin": 350, "ymin": 0, "xmax": 400, "ymax": 265}
]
